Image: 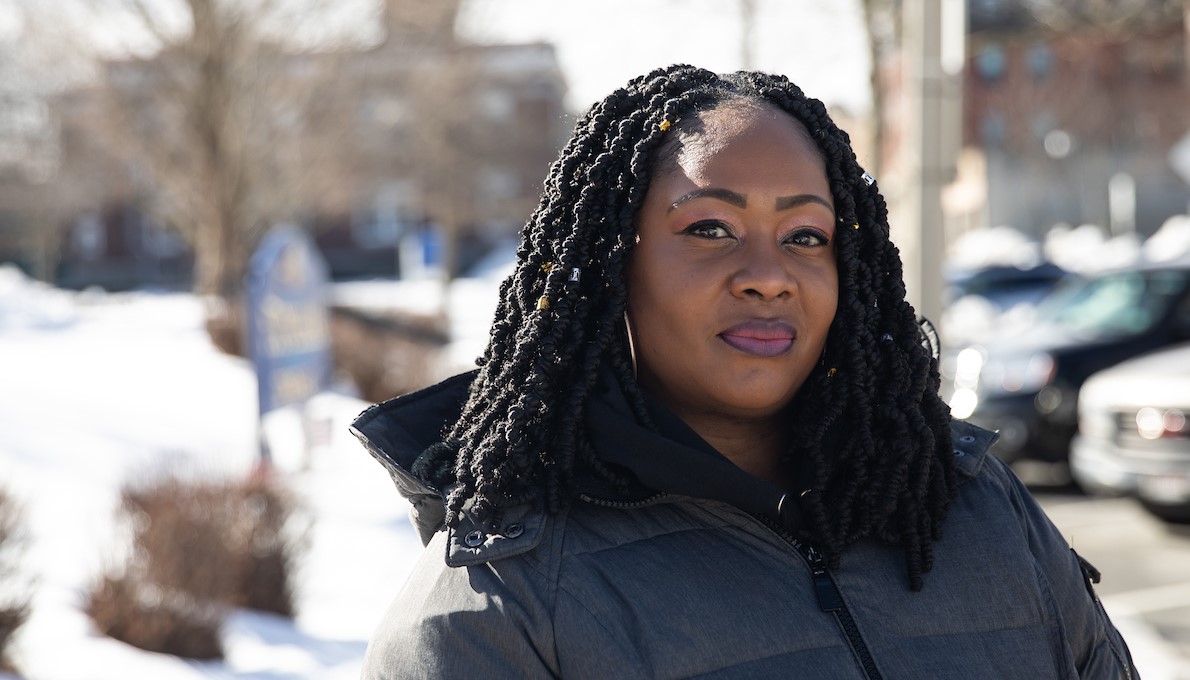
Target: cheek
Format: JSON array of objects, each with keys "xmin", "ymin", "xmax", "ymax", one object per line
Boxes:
[
  {"xmin": 807, "ymin": 255, "xmax": 839, "ymax": 294},
  {"xmin": 625, "ymin": 243, "xmax": 671, "ymax": 317},
  {"xmin": 627, "ymin": 273, "xmax": 674, "ymax": 339},
  {"xmin": 823, "ymin": 282, "xmax": 841, "ymax": 351},
  {"xmin": 808, "ymin": 266, "xmax": 840, "ymax": 333},
  {"xmin": 626, "ymin": 267, "xmax": 704, "ymax": 371}
]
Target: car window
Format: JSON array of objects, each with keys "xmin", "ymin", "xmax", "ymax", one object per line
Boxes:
[
  {"xmin": 1173, "ymin": 287, "xmax": 1190, "ymax": 335},
  {"xmin": 946, "ymin": 265, "xmax": 1066, "ymax": 310},
  {"xmin": 1035, "ymin": 269, "xmax": 1190, "ymax": 337}
]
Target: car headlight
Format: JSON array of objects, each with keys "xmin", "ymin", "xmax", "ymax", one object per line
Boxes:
[
  {"xmin": 949, "ymin": 387, "xmax": 979, "ymax": 419},
  {"xmin": 1136, "ymin": 407, "xmax": 1188, "ymax": 440},
  {"xmin": 982, "ymin": 352, "xmax": 1056, "ymax": 394},
  {"xmin": 953, "ymin": 347, "xmax": 985, "ymax": 389}
]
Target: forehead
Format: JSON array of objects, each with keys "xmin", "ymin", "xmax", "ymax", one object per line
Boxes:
[{"xmin": 656, "ymin": 103, "xmax": 823, "ymax": 178}]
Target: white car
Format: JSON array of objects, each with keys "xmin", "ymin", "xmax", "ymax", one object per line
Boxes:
[{"xmin": 1072, "ymin": 342, "xmax": 1190, "ymax": 522}]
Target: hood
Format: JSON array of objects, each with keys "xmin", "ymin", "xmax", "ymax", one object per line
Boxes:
[
  {"xmin": 582, "ymin": 365, "xmax": 803, "ymax": 531},
  {"xmin": 349, "ymin": 370, "xmax": 475, "ymax": 545},
  {"xmin": 1081, "ymin": 342, "xmax": 1190, "ymax": 410},
  {"xmin": 348, "ymin": 363, "xmax": 803, "ymax": 544},
  {"xmin": 351, "ymin": 365, "xmax": 998, "ymax": 561}
]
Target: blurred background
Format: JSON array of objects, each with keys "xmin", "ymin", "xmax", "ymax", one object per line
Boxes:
[{"xmin": 1, "ymin": 0, "xmax": 1190, "ymax": 677}]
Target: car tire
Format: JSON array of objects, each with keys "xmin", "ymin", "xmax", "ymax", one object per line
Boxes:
[{"xmin": 1139, "ymin": 497, "xmax": 1190, "ymax": 524}]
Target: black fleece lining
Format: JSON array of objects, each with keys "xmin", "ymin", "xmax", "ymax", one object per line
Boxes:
[
  {"xmin": 583, "ymin": 366, "xmax": 799, "ymax": 532},
  {"xmin": 353, "ymin": 365, "xmax": 810, "ymax": 533}
]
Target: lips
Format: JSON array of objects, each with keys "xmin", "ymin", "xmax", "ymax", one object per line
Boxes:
[{"xmin": 719, "ymin": 320, "xmax": 797, "ymax": 357}]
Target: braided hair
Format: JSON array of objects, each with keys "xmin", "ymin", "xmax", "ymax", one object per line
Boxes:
[{"xmin": 439, "ymin": 65, "xmax": 956, "ymax": 590}]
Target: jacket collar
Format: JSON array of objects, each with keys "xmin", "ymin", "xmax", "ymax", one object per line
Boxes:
[
  {"xmin": 950, "ymin": 418, "xmax": 999, "ymax": 479},
  {"xmin": 349, "ymin": 370, "xmax": 474, "ymax": 546},
  {"xmin": 351, "ymin": 368, "xmax": 999, "ymax": 566},
  {"xmin": 349, "ymin": 370, "xmax": 552, "ymax": 567},
  {"xmin": 582, "ymin": 365, "xmax": 798, "ymax": 529}
]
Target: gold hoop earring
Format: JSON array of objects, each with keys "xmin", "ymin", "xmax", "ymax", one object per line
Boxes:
[{"xmin": 623, "ymin": 311, "xmax": 638, "ymax": 380}]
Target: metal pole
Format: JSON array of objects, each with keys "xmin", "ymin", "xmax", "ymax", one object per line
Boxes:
[
  {"xmin": 900, "ymin": 0, "xmax": 963, "ymax": 326},
  {"xmin": 740, "ymin": 0, "xmax": 756, "ymax": 70}
]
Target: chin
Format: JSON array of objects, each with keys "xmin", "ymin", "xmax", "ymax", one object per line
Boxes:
[{"xmin": 714, "ymin": 389, "xmax": 799, "ymax": 420}]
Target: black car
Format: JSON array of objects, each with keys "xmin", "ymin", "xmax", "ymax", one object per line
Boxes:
[
  {"xmin": 944, "ymin": 258, "xmax": 1190, "ymax": 464},
  {"xmin": 944, "ymin": 262, "xmax": 1068, "ymax": 311}
]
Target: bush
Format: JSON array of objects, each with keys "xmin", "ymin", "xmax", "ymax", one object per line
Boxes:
[
  {"xmin": 0, "ymin": 489, "xmax": 30, "ymax": 675},
  {"xmin": 86, "ymin": 575, "xmax": 223, "ymax": 660},
  {"xmin": 87, "ymin": 475, "xmax": 307, "ymax": 659},
  {"xmin": 331, "ymin": 307, "xmax": 449, "ymax": 403}
]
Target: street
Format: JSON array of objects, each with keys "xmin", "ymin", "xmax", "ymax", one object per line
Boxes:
[{"xmin": 1032, "ymin": 475, "xmax": 1190, "ymax": 678}]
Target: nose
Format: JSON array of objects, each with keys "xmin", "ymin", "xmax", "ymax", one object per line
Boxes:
[{"xmin": 730, "ymin": 241, "xmax": 794, "ymax": 301}]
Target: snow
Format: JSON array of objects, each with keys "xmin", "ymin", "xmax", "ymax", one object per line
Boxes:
[
  {"xmin": 1144, "ymin": 214, "xmax": 1190, "ymax": 264},
  {"xmin": 948, "ymin": 218, "xmax": 1190, "ymax": 279},
  {"xmin": 946, "ymin": 225, "xmax": 1044, "ymax": 271},
  {"xmin": 0, "ymin": 263, "xmax": 430, "ymax": 679}
]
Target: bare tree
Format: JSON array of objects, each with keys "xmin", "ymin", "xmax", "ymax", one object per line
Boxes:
[
  {"xmin": 51, "ymin": 0, "xmax": 358, "ymax": 352},
  {"xmin": 403, "ymin": 49, "xmax": 483, "ymax": 281},
  {"xmin": 12, "ymin": 0, "xmax": 562, "ymax": 335},
  {"xmin": 860, "ymin": 0, "xmax": 902, "ymax": 176},
  {"xmin": 0, "ymin": 2, "xmax": 84, "ymax": 283}
]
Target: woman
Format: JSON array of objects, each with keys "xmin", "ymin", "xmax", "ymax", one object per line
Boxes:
[{"xmin": 352, "ymin": 66, "xmax": 1136, "ymax": 678}]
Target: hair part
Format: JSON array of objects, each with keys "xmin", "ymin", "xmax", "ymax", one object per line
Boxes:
[{"xmin": 437, "ymin": 65, "xmax": 957, "ymax": 591}]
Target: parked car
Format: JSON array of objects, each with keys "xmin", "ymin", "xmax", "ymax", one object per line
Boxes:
[
  {"xmin": 944, "ymin": 258, "xmax": 1190, "ymax": 464},
  {"xmin": 1072, "ymin": 343, "xmax": 1190, "ymax": 522},
  {"xmin": 941, "ymin": 262, "xmax": 1072, "ymax": 347},
  {"xmin": 944, "ymin": 262, "xmax": 1068, "ymax": 311}
]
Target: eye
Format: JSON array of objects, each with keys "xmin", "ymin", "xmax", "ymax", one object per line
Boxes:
[
  {"xmin": 784, "ymin": 227, "xmax": 830, "ymax": 248},
  {"xmin": 682, "ymin": 220, "xmax": 733, "ymax": 239}
]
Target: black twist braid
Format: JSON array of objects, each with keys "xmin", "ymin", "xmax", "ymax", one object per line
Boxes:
[{"xmin": 442, "ymin": 64, "xmax": 956, "ymax": 590}]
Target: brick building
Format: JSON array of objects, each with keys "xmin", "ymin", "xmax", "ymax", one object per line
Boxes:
[
  {"xmin": 0, "ymin": 0, "xmax": 570, "ymax": 289},
  {"xmin": 959, "ymin": 0, "xmax": 1190, "ymax": 238}
]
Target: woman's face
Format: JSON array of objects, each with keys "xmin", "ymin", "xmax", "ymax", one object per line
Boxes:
[{"xmin": 627, "ymin": 103, "xmax": 839, "ymax": 425}]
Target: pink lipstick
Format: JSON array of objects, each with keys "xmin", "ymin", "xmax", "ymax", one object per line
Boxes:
[{"xmin": 719, "ymin": 320, "xmax": 796, "ymax": 357}]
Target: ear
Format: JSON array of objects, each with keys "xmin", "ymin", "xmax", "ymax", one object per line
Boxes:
[{"xmin": 917, "ymin": 316, "xmax": 941, "ymax": 363}]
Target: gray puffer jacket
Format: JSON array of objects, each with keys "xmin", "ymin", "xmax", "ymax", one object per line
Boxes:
[{"xmin": 352, "ymin": 371, "xmax": 1136, "ymax": 679}]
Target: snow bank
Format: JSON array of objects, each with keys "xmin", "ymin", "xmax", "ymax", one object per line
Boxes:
[{"xmin": 0, "ymin": 274, "xmax": 423, "ymax": 679}]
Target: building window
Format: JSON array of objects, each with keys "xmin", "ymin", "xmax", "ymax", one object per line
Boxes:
[
  {"xmin": 73, "ymin": 214, "xmax": 106, "ymax": 260},
  {"xmin": 354, "ymin": 180, "xmax": 415, "ymax": 248},
  {"xmin": 1030, "ymin": 111, "xmax": 1057, "ymax": 143},
  {"xmin": 1027, "ymin": 43, "xmax": 1053, "ymax": 79},
  {"xmin": 980, "ymin": 112, "xmax": 1006, "ymax": 146},
  {"xmin": 975, "ymin": 44, "xmax": 1007, "ymax": 82},
  {"xmin": 478, "ymin": 167, "xmax": 519, "ymax": 202},
  {"xmin": 478, "ymin": 89, "xmax": 515, "ymax": 123}
]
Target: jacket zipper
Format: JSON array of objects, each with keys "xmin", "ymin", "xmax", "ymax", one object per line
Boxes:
[
  {"xmin": 584, "ymin": 494, "xmax": 883, "ymax": 678},
  {"xmin": 759, "ymin": 517, "xmax": 884, "ymax": 680},
  {"xmin": 803, "ymin": 544, "xmax": 884, "ymax": 680},
  {"xmin": 578, "ymin": 492, "xmax": 670, "ymax": 510}
]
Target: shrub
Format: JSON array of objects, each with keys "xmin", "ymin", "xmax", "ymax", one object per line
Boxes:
[
  {"xmin": 87, "ymin": 475, "xmax": 307, "ymax": 659},
  {"xmin": 86, "ymin": 575, "xmax": 223, "ymax": 660},
  {"xmin": 0, "ymin": 489, "xmax": 30, "ymax": 675},
  {"xmin": 330, "ymin": 307, "xmax": 449, "ymax": 403}
]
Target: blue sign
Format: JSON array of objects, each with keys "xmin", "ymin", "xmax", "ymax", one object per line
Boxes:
[{"xmin": 246, "ymin": 225, "xmax": 332, "ymax": 417}]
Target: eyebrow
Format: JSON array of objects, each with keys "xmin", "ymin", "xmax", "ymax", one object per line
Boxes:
[
  {"xmin": 669, "ymin": 188, "xmax": 745, "ymax": 211},
  {"xmin": 775, "ymin": 194, "xmax": 834, "ymax": 212},
  {"xmin": 668, "ymin": 188, "xmax": 834, "ymax": 213}
]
